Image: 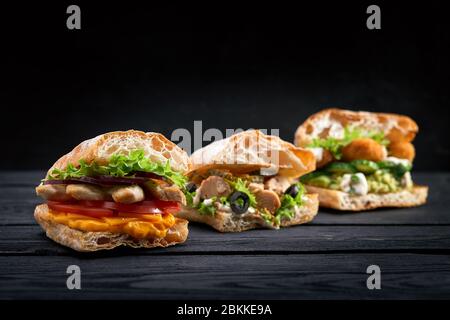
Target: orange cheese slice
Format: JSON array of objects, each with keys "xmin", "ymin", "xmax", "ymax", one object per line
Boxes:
[{"xmin": 48, "ymin": 210, "xmax": 176, "ymax": 239}]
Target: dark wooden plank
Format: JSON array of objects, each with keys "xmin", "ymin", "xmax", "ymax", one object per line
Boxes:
[
  {"xmin": 1, "ymin": 224, "xmax": 450, "ymax": 255},
  {"xmin": 1, "ymin": 172, "xmax": 449, "ymax": 225},
  {"xmin": 0, "ymin": 171, "xmax": 44, "ymax": 186},
  {"xmin": 0, "ymin": 253, "xmax": 449, "ymax": 299}
]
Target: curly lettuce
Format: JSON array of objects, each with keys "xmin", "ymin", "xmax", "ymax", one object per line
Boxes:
[
  {"xmin": 308, "ymin": 126, "xmax": 389, "ymax": 160},
  {"xmin": 47, "ymin": 149, "xmax": 187, "ymax": 188},
  {"xmin": 197, "ymin": 197, "xmax": 217, "ymax": 216},
  {"xmin": 185, "ymin": 190, "xmax": 196, "ymax": 207},
  {"xmin": 272, "ymin": 182, "xmax": 306, "ymax": 226},
  {"xmin": 227, "ymin": 178, "xmax": 257, "ymax": 207}
]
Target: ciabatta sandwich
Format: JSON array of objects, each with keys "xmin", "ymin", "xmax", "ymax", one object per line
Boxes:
[
  {"xmin": 35, "ymin": 130, "xmax": 190, "ymax": 251},
  {"xmin": 295, "ymin": 108, "xmax": 428, "ymax": 211},
  {"xmin": 177, "ymin": 130, "xmax": 319, "ymax": 232}
]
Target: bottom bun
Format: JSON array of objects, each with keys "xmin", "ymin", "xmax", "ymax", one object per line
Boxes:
[
  {"xmin": 177, "ymin": 194, "xmax": 319, "ymax": 232},
  {"xmin": 34, "ymin": 204, "xmax": 189, "ymax": 252},
  {"xmin": 305, "ymin": 185, "xmax": 428, "ymax": 211}
]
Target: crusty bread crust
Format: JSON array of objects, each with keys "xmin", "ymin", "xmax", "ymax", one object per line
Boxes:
[
  {"xmin": 304, "ymin": 185, "xmax": 428, "ymax": 211},
  {"xmin": 190, "ymin": 130, "xmax": 315, "ymax": 178},
  {"xmin": 34, "ymin": 204, "xmax": 189, "ymax": 252},
  {"xmin": 48, "ymin": 130, "xmax": 191, "ymax": 176},
  {"xmin": 295, "ymin": 108, "xmax": 419, "ymax": 147},
  {"xmin": 177, "ymin": 194, "xmax": 319, "ymax": 232}
]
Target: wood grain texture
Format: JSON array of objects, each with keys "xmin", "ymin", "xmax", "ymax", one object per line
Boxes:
[
  {"xmin": 0, "ymin": 254, "xmax": 449, "ymax": 299},
  {"xmin": 0, "ymin": 171, "xmax": 449, "ymax": 299},
  {"xmin": 1, "ymin": 224, "xmax": 450, "ymax": 255}
]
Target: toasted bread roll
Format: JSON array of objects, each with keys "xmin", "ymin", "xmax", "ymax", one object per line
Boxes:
[
  {"xmin": 304, "ymin": 185, "xmax": 427, "ymax": 211},
  {"xmin": 190, "ymin": 129, "xmax": 316, "ymax": 178},
  {"xmin": 295, "ymin": 108, "xmax": 418, "ymax": 147},
  {"xmin": 49, "ymin": 130, "xmax": 191, "ymax": 176}
]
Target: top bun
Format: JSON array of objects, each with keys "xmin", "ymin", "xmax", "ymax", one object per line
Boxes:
[
  {"xmin": 48, "ymin": 130, "xmax": 191, "ymax": 175},
  {"xmin": 190, "ymin": 130, "xmax": 315, "ymax": 178},
  {"xmin": 295, "ymin": 108, "xmax": 419, "ymax": 147}
]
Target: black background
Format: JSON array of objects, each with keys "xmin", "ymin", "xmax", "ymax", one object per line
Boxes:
[{"xmin": 1, "ymin": 1, "xmax": 449, "ymax": 170}]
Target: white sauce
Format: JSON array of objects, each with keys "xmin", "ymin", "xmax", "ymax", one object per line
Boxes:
[
  {"xmin": 314, "ymin": 115, "xmax": 331, "ymax": 136},
  {"xmin": 329, "ymin": 122, "xmax": 345, "ymax": 139},
  {"xmin": 203, "ymin": 198, "xmax": 214, "ymax": 206},
  {"xmin": 307, "ymin": 147, "xmax": 324, "ymax": 162},
  {"xmin": 385, "ymin": 156, "xmax": 410, "ymax": 166},
  {"xmin": 340, "ymin": 173, "xmax": 368, "ymax": 196},
  {"xmin": 217, "ymin": 203, "xmax": 231, "ymax": 212},
  {"xmin": 401, "ymin": 172, "xmax": 413, "ymax": 188}
]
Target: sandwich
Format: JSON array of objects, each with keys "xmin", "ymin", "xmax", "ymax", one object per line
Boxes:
[
  {"xmin": 294, "ymin": 108, "xmax": 428, "ymax": 211},
  {"xmin": 177, "ymin": 130, "xmax": 318, "ymax": 232},
  {"xmin": 35, "ymin": 130, "xmax": 191, "ymax": 251}
]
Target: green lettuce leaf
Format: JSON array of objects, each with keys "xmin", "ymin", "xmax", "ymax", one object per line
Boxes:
[
  {"xmin": 185, "ymin": 190, "xmax": 196, "ymax": 207},
  {"xmin": 273, "ymin": 182, "xmax": 305, "ymax": 226},
  {"xmin": 47, "ymin": 149, "xmax": 187, "ymax": 188},
  {"xmin": 219, "ymin": 196, "xmax": 230, "ymax": 205},
  {"xmin": 227, "ymin": 178, "xmax": 257, "ymax": 207},
  {"xmin": 198, "ymin": 197, "xmax": 217, "ymax": 216}
]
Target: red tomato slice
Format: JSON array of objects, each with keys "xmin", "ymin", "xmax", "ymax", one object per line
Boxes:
[{"xmin": 47, "ymin": 201, "xmax": 114, "ymax": 218}]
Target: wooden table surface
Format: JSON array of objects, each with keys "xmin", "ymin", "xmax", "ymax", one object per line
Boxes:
[{"xmin": 1, "ymin": 171, "xmax": 449, "ymax": 299}]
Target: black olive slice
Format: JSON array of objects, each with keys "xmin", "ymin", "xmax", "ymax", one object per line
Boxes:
[
  {"xmin": 284, "ymin": 184, "xmax": 299, "ymax": 198},
  {"xmin": 229, "ymin": 191, "xmax": 250, "ymax": 214},
  {"xmin": 185, "ymin": 182, "xmax": 197, "ymax": 193}
]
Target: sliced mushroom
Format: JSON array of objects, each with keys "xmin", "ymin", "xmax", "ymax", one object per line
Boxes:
[
  {"xmin": 264, "ymin": 176, "xmax": 292, "ymax": 195},
  {"xmin": 198, "ymin": 176, "xmax": 232, "ymax": 199},
  {"xmin": 255, "ymin": 189, "xmax": 281, "ymax": 214}
]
